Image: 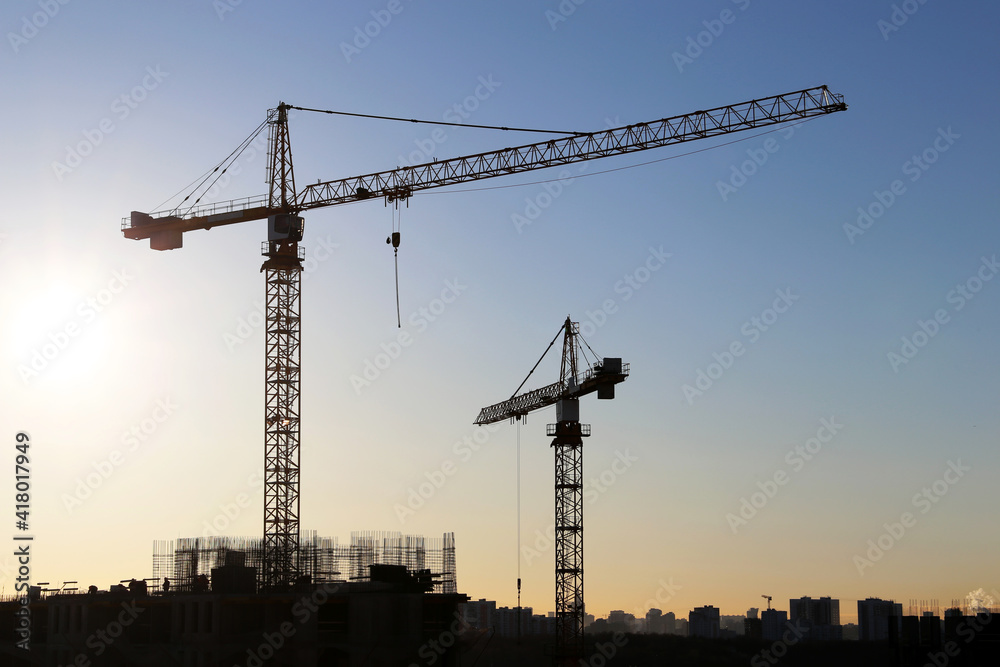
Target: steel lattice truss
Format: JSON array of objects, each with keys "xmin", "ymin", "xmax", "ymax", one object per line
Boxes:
[
  {"xmin": 551, "ymin": 418, "xmax": 588, "ymax": 664},
  {"xmin": 262, "ymin": 259, "xmax": 302, "ymax": 590},
  {"xmin": 122, "ymin": 86, "xmax": 846, "ymax": 247},
  {"xmin": 474, "ymin": 362, "xmax": 630, "ymax": 425},
  {"xmin": 296, "ymin": 86, "xmax": 844, "ymax": 210}
]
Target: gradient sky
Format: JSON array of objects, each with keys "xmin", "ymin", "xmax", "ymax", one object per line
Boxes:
[{"xmin": 1, "ymin": 1, "xmax": 997, "ymax": 624}]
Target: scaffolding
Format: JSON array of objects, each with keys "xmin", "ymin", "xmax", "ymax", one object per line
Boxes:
[{"xmin": 152, "ymin": 531, "xmax": 457, "ymax": 594}]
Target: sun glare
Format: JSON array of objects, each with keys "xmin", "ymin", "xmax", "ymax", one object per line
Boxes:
[{"xmin": 11, "ymin": 282, "xmax": 112, "ymax": 387}]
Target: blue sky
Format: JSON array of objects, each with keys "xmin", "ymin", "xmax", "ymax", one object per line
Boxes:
[{"xmin": 1, "ymin": 1, "xmax": 998, "ymax": 622}]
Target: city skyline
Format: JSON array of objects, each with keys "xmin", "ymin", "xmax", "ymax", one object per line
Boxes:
[
  {"xmin": 2, "ymin": 0, "xmax": 997, "ymax": 626},
  {"xmin": 463, "ymin": 588, "xmax": 999, "ymax": 627}
]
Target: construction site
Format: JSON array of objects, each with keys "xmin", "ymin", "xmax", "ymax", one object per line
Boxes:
[
  {"xmin": 2, "ymin": 87, "xmax": 848, "ymax": 665},
  {"xmin": 150, "ymin": 532, "xmax": 457, "ymax": 596}
]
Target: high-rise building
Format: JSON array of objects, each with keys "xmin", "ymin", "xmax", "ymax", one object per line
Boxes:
[
  {"xmin": 461, "ymin": 598, "xmax": 496, "ymax": 630},
  {"xmin": 762, "ymin": 608, "xmax": 789, "ymax": 641},
  {"xmin": 607, "ymin": 609, "xmax": 636, "ymax": 633},
  {"xmin": 495, "ymin": 606, "xmax": 533, "ymax": 637},
  {"xmin": 720, "ymin": 615, "xmax": 746, "ymax": 636},
  {"xmin": 789, "ymin": 596, "xmax": 842, "ymax": 640},
  {"xmin": 789, "ymin": 596, "xmax": 840, "ymax": 625},
  {"xmin": 663, "ymin": 611, "xmax": 676, "ymax": 635},
  {"xmin": 689, "ymin": 605, "xmax": 720, "ymax": 639},
  {"xmin": 745, "ymin": 616, "xmax": 763, "ymax": 639},
  {"xmin": 646, "ymin": 608, "xmax": 664, "ymax": 634},
  {"xmin": 858, "ymin": 598, "xmax": 902, "ymax": 641}
]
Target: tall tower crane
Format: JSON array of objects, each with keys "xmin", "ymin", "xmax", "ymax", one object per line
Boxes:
[
  {"xmin": 474, "ymin": 316, "xmax": 628, "ymax": 663},
  {"xmin": 121, "ymin": 86, "xmax": 847, "ymax": 592}
]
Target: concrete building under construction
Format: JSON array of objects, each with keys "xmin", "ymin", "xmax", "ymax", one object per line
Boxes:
[{"xmin": 0, "ymin": 532, "xmax": 467, "ymax": 666}]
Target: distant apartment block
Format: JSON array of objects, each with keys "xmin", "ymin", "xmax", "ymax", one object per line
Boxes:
[
  {"xmin": 761, "ymin": 608, "xmax": 789, "ymax": 641},
  {"xmin": 789, "ymin": 596, "xmax": 842, "ymax": 640},
  {"xmin": 689, "ymin": 605, "xmax": 720, "ymax": 639},
  {"xmin": 858, "ymin": 597, "xmax": 902, "ymax": 641}
]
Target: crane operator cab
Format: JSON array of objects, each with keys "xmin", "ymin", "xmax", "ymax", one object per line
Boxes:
[{"xmin": 268, "ymin": 213, "xmax": 304, "ymax": 242}]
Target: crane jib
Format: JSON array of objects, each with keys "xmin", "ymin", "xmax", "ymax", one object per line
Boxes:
[
  {"xmin": 121, "ymin": 85, "xmax": 846, "ymax": 249},
  {"xmin": 474, "ymin": 361, "xmax": 630, "ymax": 425}
]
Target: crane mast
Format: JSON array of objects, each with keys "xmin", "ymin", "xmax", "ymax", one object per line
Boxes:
[
  {"xmin": 260, "ymin": 104, "xmax": 306, "ymax": 590},
  {"xmin": 475, "ymin": 317, "xmax": 629, "ymax": 664},
  {"xmin": 121, "ymin": 86, "xmax": 847, "ymax": 598}
]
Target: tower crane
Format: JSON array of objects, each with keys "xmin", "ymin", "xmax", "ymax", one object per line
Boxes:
[
  {"xmin": 121, "ymin": 86, "xmax": 847, "ymax": 593},
  {"xmin": 763, "ymin": 594, "xmax": 773, "ymax": 610},
  {"xmin": 474, "ymin": 316, "xmax": 628, "ymax": 663}
]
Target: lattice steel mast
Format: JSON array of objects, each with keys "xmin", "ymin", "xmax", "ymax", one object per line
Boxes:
[{"xmin": 261, "ymin": 104, "xmax": 305, "ymax": 590}]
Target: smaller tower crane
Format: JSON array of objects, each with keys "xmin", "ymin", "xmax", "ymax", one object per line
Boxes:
[
  {"xmin": 763, "ymin": 595, "xmax": 773, "ymax": 611},
  {"xmin": 475, "ymin": 316, "xmax": 628, "ymax": 664}
]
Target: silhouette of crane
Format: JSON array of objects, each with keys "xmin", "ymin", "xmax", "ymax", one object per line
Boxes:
[
  {"xmin": 475, "ymin": 316, "xmax": 628, "ymax": 663},
  {"xmin": 121, "ymin": 87, "xmax": 847, "ymax": 594}
]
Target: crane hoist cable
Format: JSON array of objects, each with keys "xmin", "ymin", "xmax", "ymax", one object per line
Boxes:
[
  {"xmin": 386, "ymin": 198, "xmax": 403, "ymax": 327},
  {"xmin": 516, "ymin": 419, "xmax": 522, "ymax": 618}
]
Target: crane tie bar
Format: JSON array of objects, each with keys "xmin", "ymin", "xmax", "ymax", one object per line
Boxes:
[{"xmin": 285, "ymin": 105, "xmax": 584, "ymax": 136}]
